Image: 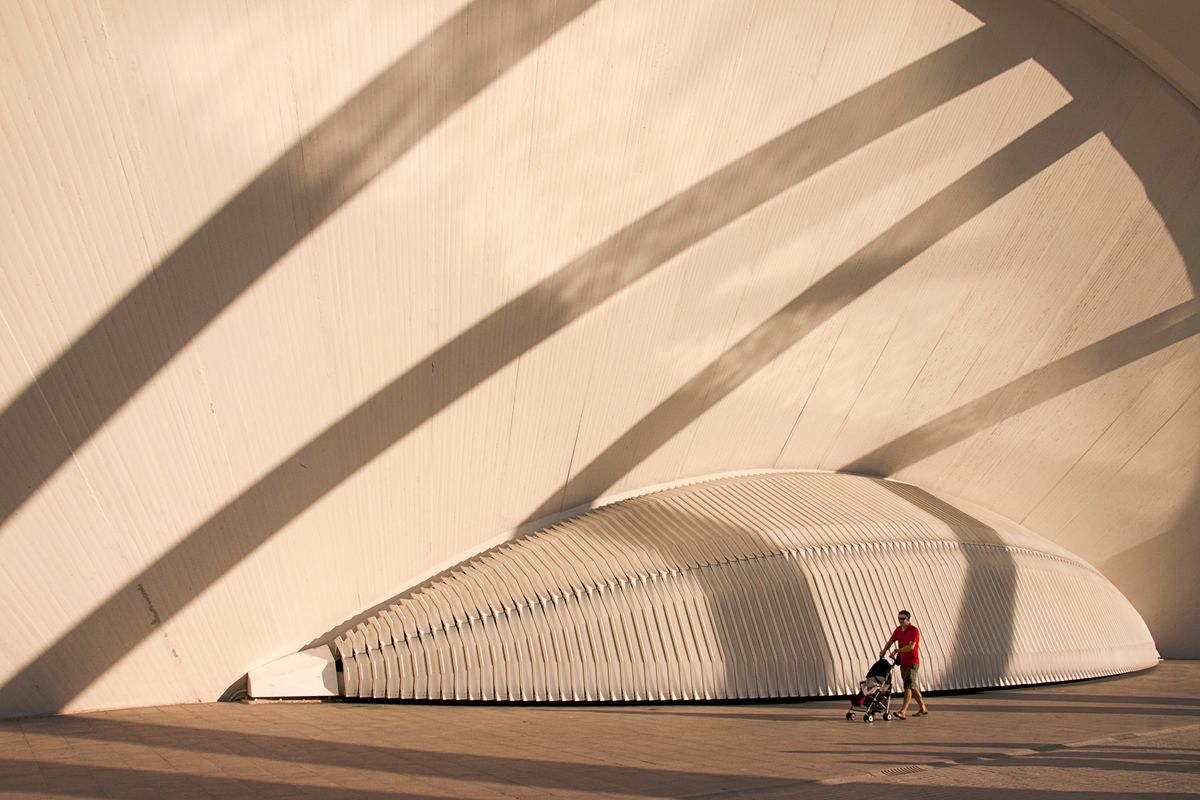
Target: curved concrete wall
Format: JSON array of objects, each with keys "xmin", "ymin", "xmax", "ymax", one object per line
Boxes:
[
  {"xmin": 1055, "ymin": 0, "xmax": 1200, "ymax": 108},
  {"xmin": 0, "ymin": 0, "xmax": 1196, "ymax": 717}
]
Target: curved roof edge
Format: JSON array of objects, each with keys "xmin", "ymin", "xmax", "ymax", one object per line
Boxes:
[{"xmin": 1053, "ymin": 0, "xmax": 1200, "ymax": 109}]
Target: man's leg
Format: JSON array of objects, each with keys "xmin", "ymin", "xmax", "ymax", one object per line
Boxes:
[{"xmin": 911, "ymin": 665, "xmax": 928, "ymax": 713}]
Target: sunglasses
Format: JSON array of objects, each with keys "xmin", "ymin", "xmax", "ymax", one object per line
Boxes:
[{"xmin": 897, "ymin": 616, "xmax": 909, "ymax": 621}]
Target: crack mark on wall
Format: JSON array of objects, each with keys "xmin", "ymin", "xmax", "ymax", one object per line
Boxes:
[{"xmin": 137, "ymin": 583, "xmax": 161, "ymax": 626}]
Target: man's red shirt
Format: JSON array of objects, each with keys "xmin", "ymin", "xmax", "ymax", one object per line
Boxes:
[{"xmin": 889, "ymin": 624, "xmax": 920, "ymax": 666}]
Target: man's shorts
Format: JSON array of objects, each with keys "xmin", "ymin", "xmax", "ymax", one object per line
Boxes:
[{"xmin": 900, "ymin": 663, "xmax": 920, "ymax": 691}]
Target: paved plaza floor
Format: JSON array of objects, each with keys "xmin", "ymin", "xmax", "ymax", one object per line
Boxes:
[{"xmin": 1, "ymin": 661, "xmax": 1196, "ymax": 798}]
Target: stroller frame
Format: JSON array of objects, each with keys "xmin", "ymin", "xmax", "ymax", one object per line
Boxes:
[{"xmin": 846, "ymin": 655, "xmax": 900, "ymax": 723}]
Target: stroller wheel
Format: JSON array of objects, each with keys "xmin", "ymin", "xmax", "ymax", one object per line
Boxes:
[
  {"xmin": 864, "ymin": 713, "xmax": 874, "ymax": 723},
  {"xmin": 883, "ymin": 712, "xmax": 893, "ymax": 721},
  {"xmin": 845, "ymin": 711, "xmax": 855, "ymax": 720}
]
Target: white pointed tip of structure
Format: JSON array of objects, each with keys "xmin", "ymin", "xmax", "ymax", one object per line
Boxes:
[{"xmin": 248, "ymin": 645, "xmax": 339, "ymax": 698}]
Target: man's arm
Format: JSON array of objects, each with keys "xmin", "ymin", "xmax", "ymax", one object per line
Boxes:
[{"xmin": 894, "ymin": 628, "xmax": 920, "ymax": 654}]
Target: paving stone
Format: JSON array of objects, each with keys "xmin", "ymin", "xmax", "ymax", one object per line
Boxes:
[{"xmin": 0, "ymin": 662, "xmax": 1196, "ymax": 798}]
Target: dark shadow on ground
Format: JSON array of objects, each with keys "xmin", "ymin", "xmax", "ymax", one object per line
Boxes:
[
  {"xmin": 999, "ymin": 751, "xmax": 1199, "ymax": 774},
  {"xmin": 875, "ymin": 740, "xmax": 1198, "ymax": 750},
  {"xmin": 3, "ymin": 716, "xmax": 807, "ymax": 799},
  {"xmin": 848, "ymin": 744, "xmax": 1200, "ymax": 775},
  {"xmin": 6, "ymin": 757, "xmax": 1198, "ymax": 800},
  {"xmin": 986, "ymin": 692, "xmax": 1200, "ymax": 707},
  {"xmin": 751, "ymin": 788, "xmax": 1198, "ymax": 800},
  {"xmin": 892, "ymin": 703, "xmax": 1199, "ymax": 718},
  {"xmin": 0, "ymin": 762, "xmax": 438, "ymax": 800},
  {"xmin": 849, "ymin": 746, "xmax": 1200, "ymax": 770}
]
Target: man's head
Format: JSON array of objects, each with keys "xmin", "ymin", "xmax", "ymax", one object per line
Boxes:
[{"xmin": 897, "ymin": 610, "xmax": 911, "ymax": 628}]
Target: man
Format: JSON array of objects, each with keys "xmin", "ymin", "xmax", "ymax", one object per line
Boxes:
[{"xmin": 879, "ymin": 609, "xmax": 929, "ymax": 719}]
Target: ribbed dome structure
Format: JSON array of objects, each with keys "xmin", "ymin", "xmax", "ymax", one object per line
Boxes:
[{"xmin": 333, "ymin": 473, "xmax": 1156, "ymax": 702}]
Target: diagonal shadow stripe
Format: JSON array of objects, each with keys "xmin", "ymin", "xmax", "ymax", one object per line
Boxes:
[
  {"xmin": 842, "ymin": 299, "xmax": 1200, "ymax": 476},
  {"xmin": 523, "ymin": 101, "xmax": 1095, "ymax": 522},
  {"xmin": 954, "ymin": 0, "xmax": 1200, "ymax": 281},
  {"xmin": 0, "ymin": 24, "xmax": 1030, "ymax": 715},
  {"xmin": 0, "ymin": 761, "xmax": 437, "ymax": 800},
  {"xmin": 14, "ymin": 715, "xmax": 806, "ymax": 796},
  {"xmin": 0, "ymin": 22, "xmax": 1026, "ymax": 532},
  {"xmin": 0, "ymin": 754, "xmax": 796, "ymax": 800},
  {"xmin": 0, "ymin": 0, "xmax": 599, "ymax": 527}
]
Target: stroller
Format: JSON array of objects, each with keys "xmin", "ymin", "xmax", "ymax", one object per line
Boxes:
[{"xmin": 845, "ymin": 654, "xmax": 899, "ymax": 723}]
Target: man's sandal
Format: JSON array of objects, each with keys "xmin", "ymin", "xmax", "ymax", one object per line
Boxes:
[
  {"xmin": 915, "ymin": 710, "xmax": 930, "ymax": 716},
  {"xmin": 893, "ymin": 712, "xmax": 907, "ymax": 719}
]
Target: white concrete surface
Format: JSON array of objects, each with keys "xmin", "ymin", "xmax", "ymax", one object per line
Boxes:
[{"xmin": 0, "ymin": 0, "xmax": 1196, "ymax": 717}]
